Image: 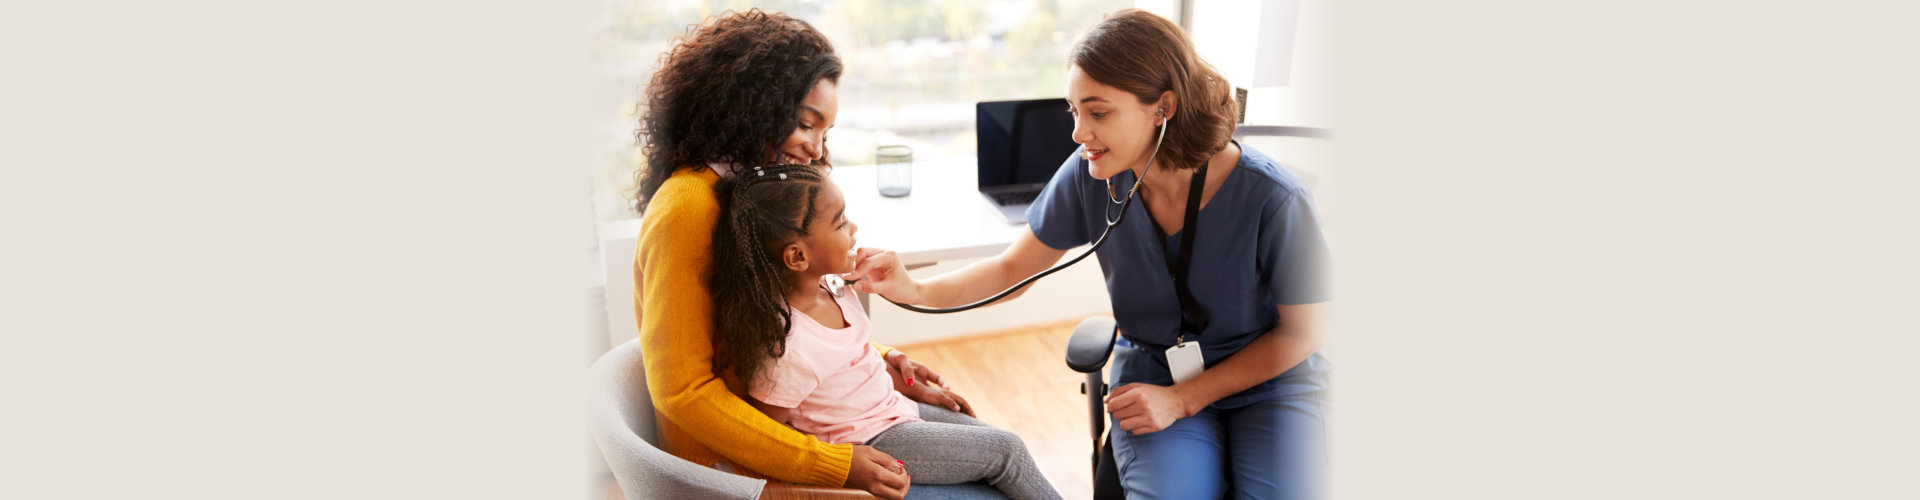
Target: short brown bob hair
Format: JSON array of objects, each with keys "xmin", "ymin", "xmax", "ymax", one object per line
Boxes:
[{"xmin": 1070, "ymin": 8, "xmax": 1237, "ymax": 170}]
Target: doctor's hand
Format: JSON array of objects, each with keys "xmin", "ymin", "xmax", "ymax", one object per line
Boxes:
[
  {"xmin": 844, "ymin": 247, "xmax": 919, "ymax": 304},
  {"xmin": 1105, "ymin": 383, "xmax": 1195, "ymax": 435}
]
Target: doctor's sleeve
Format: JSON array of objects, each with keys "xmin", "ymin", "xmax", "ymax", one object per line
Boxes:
[
  {"xmin": 1260, "ymin": 188, "xmax": 1332, "ymax": 305},
  {"xmin": 1026, "ymin": 148, "xmax": 1094, "ymax": 251}
]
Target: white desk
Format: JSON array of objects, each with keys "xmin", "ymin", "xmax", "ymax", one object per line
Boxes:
[
  {"xmin": 597, "ymin": 157, "xmax": 1024, "ymax": 344},
  {"xmin": 828, "ymin": 156, "xmax": 1026, "ymax": 267}
]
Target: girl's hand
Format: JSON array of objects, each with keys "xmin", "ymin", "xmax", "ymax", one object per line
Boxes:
[
  {"xmin": 1104, "ymin": 383, "xmax": 1194, "ymax": 434},
  {"xmin": 844, "ymin": 247, "xmax": 917, "ymax": 304}
]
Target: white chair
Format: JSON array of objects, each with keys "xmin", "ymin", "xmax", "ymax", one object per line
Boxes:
[{"xmin": 589, "ymin": 338, "xmax": 881, "ymax": 498}]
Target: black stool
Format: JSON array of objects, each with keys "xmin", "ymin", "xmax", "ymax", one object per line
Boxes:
[{"xmin": 1065, "ymin": 316, "xmax": 1126, "ymax": 500}]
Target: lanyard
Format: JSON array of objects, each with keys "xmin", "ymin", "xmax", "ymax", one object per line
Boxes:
[{"xmin": 1142, "ymin": 160, "xmax": 1211, "ymax": 342}]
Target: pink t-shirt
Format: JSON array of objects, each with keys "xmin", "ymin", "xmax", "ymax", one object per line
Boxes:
[{"xmin": 749, "ymin": 284, "xmax": 920, "ymax": 444}]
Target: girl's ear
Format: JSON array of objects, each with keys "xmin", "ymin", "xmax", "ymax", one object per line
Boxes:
[{"xmin": 782, "ymin": 243, "xmax": 810, "ymax": 272}]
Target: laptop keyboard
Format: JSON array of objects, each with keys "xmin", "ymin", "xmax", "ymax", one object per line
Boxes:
[{"xmin": 990, "ymin": 188, "xmax": 1043, "ymax": 206}]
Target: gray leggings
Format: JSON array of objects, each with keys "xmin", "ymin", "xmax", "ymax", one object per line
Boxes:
[{"xmin": 864, "ymin": 403, "xmax": 1063, "ymax": 500}]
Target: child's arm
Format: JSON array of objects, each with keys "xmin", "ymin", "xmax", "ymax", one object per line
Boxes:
[
  {"xmin": 748, "ymin": 395, "xmax": 794, "ymax": 426},
  {"xmin": 750, "ymin": 351, "xmax": 814, "ymax": 427}
]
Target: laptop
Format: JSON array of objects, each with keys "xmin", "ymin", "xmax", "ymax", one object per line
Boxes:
[{"xmin": 976, "ymin": 98, "xmax": 1081, "ymax": 224}]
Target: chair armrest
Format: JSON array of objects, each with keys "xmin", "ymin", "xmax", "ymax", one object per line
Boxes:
[
  {"xmin": 760, "ymin": 483, "xmax": 878, "ymax": 499},
  {"xmin": 1064, "ymin": 316, "xmax": 1118, "ymax": 373}
]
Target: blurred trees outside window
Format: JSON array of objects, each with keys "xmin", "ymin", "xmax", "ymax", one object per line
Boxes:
[{"xmin": 590, "ymin": 0, "xmax": 1136, "ymax": 221}]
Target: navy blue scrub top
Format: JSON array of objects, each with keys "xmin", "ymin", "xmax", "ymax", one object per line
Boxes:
[{"xmin": 1027, "ymin": 142, "xmax": 1331, "ymax": 406}]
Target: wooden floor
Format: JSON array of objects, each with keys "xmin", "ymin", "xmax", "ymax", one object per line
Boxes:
[
  {"xmin": 891, "ymin": 316, "xmax": 1106, "ymax": 500},
  {"xmin": 595, "ymin": 316, "xmax": 1107, "ymax": 500}
]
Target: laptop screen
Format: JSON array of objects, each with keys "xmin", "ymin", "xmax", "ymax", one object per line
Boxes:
[{"xmin": 976, "ymin": 98, "xmax": 1081, "ymax": 193}]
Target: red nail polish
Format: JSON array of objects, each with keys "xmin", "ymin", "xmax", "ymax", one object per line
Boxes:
[
  {"xmin": 896, "ymin": 460, "xmax": 904, "ymax": 467},
  {"xmin": 906, "ymin": 378, "xmax": 915, "ymax": 386}
]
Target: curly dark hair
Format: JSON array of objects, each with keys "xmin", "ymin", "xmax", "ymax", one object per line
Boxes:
[
  {"xmin": 632, "ymin": 9, "xmax": 842, "ymax": 214},
  {"xmin": 709, "ymin": 163, "xmax": 829, "ymax": 388}
]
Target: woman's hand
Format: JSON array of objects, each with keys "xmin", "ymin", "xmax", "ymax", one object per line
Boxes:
[
  {"xmin": 844, "ymin": 247, "xmax": 918, "ymax": 304},
  {"xmin": 907, "ymin": 383, "xmax": 975, "ymax": 417},
  {"xmin": 883, "ymin": 350, "xmax": 949, "ymax": 389},
  {"xmin": 884, "ymin": 351, "xmax": 973, "ymax": 416},
  {"xmin": 845, "ymin": 445, "xmax": 911, "ymax": 499},
  {"xmin": 1105, "ymin": 383, "xmax": 1195, "ymax": 434}
]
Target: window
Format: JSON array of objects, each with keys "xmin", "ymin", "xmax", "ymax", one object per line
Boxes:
[{"xmin": 589, "ymin": 0, "xmax": 1140, "ymax": 221}]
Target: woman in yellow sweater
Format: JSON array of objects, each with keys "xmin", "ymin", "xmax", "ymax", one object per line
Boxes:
[{"xmin": 630, "ymin": 9, "xmax": 959, "ymax": 499}]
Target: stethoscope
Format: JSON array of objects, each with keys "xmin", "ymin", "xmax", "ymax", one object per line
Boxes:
[{"xmin": 829, "ymin": 110, "xmax": 1170, "ymax": 314}]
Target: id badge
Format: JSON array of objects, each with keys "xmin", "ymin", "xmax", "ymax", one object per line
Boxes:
[{"xmin": 1165, "ymin": 340, "xmax": 1204, "ymax": 384}]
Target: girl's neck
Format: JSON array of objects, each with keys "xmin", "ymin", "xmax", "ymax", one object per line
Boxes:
[
  {"xmin": 784, "ymin": 273, "xmax": 827, "ymax": 304},
  {"xmin": 785, "ymin": 273, "xmax": 848, "ymax": 329}
]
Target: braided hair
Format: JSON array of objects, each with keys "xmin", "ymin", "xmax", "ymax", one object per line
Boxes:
[{"xmin": 709, "ymin": 163, "xmax": 829, "ymax": 388}]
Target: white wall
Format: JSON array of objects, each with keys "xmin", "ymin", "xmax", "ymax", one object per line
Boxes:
[
  {"xmin": 1191, "ymin": 0, "xmax": 1332, "ymax": 129},
  {"xmin": 585, "ymin": 187, "xmax": 612, "ymax": 487}
]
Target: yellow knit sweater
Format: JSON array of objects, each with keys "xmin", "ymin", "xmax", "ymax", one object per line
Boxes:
[{"xmin": 635, "ymin": 166, "xmax": 895, "ymax": 487}]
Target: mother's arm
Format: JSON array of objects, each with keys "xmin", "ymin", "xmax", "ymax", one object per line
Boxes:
[{"xmin": 637, "ymin": 170, "xmax": 907, "ymax": 498}]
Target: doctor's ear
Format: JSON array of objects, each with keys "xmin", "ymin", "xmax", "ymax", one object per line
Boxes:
[{"xmin": 782, "ymin": 244, "xmax": 810, "ymax": 272}]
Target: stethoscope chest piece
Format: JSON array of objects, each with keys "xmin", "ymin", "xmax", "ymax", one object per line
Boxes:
[{"xmin": 824, "ymin": 274, "xmax": 848, "ymax": 297}]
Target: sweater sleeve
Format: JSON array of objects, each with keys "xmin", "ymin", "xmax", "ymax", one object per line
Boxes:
[{"xmin": 635, "ymin": 167, "xmax": 853, "ymax": 487}]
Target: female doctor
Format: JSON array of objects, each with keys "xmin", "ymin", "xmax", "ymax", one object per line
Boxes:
[{"xmin": 846, "ymin": 9, "xmax": 1330, "ymax": 499}]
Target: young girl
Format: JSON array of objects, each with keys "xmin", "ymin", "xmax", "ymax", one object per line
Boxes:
[{"xmin": 709, "ymin": 163, "xmax": 1063, "ymax": 500}]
